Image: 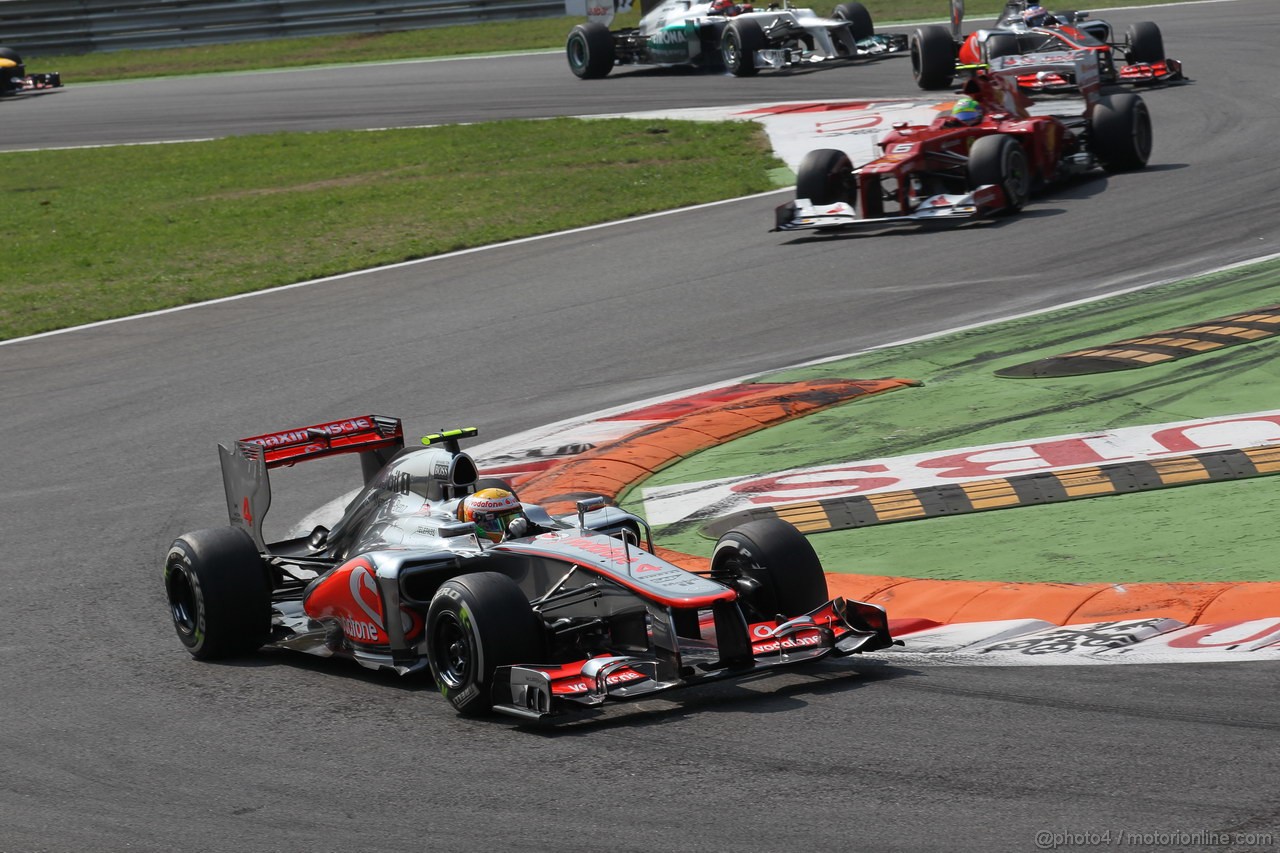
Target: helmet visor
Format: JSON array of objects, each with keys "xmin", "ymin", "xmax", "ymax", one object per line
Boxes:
[{"xmin": 473, "ymin": 509, "xmax": 521, "ymax": 537}]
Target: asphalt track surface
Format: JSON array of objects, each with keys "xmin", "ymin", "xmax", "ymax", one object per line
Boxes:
[{"xmin": 2, "ymin": 2, "xmax": 1278, "ymax": 851}]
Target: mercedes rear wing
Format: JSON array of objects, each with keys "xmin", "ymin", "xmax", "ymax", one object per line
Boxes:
[{"xmin": 218, "ymin": 415, "xmax": 404, "ymax": 549}]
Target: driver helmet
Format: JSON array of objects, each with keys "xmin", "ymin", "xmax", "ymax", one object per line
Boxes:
[
  {"xmin": 710, "ymin": 0, "xmax": 746, "ymax": 16},
  {"xmin": 950, "ymin": 97, "xmax": 984, "ymax": 125},
  {"xmin": 458, "ymin": 488, "xmax": 524, "ymax": 543},
  {"xmin": 1022, "ymin": 5, "xmax": 1052, "ymax": 27}
]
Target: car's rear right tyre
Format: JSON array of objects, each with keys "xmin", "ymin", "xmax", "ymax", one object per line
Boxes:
[
  {"xmin": 566, "ymin": 22, "xmax": 615, "ymax": 79},
  {"xmin": 795, "ymin": 148, "xmax": 853, "ymax": 206},
  {"xmin": 164, "ymin": 527, "xmax": 271, "ymax": 660},
  {"xmin": 722, "ymin": 18, "xmax": 766, "ymax": 77},
  {"xmin": 911, "ymin": 25, "xmax": 956, "ymax": 90},
  {"xmin": 711, "ymin": 519, "xmax": 829, "ymax": 621},
  {"xmin": 968, "ymin": 134, "xmax": 1031, "ymax": 213},
  {"xmin": 426, "ymin": 572, "xmax": 546, "ymax": 716},
  {"xmin": 1090, "ymin": 93, "xmax": 1152, "ymax": 172}
]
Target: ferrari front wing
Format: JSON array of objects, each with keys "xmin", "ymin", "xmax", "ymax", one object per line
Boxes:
[{"xmin": 773, "ymin": 187, "xmax": 1007, "ymax": 233}]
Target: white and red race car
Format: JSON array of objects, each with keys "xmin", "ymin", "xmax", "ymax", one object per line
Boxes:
[
  {"xmin": 163, "ymin": 418, "xmax": 896, "ymax": 722},
  {"xmin": 910, "ymin": 0, "xmax": 1183, "ymax": 92}
]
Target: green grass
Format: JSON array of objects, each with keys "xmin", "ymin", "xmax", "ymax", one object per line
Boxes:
[
  {"xmin": 25, "ymin": 0, "xmax": 1199, "ymax": 81},
  {"xmin": 0, "ymin": 119, "xmax": 784, "ymax": 340}
]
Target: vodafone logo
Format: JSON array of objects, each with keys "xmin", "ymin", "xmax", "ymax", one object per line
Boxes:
[{"xmin": 349, "ymin": 565, "xmax": 386, "ymax": 631}]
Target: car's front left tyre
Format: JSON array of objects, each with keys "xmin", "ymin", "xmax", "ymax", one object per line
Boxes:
[
  {"xmin": 833, "ymin": 3, "xmax": 874, "ymax": 41},
  {"xmin": 164, "ymin": 527, "xmax": 271, "ymax": 660},
  {"xmin": 426, "ymin": 572, "xmax": 546, "ymax": 716},
  {"xmin": 722, "ymin": 18, "xmax": 765, "ymax": 76}
]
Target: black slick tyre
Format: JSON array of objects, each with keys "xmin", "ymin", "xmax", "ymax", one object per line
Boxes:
[
  {"xmin": 1125, "ymin": 21, "xmax": 1164, "ymax": 64},
  {"xmin": 566, "ymin": 22, "xmax": 614, "ymax": 79},
  {"xmin": 711, "ymin": 519, "xmax": 829, "ymax": 621},
  {"xmin": 164, "ymin": 527, "xmax": 271, "ymax": 660},
  {"xmin": 426, "ymin": 572, "xmax": 546, "ymax": 716},
  {"xmin": 795, "ymin": 148, "xmax": 853, "ymax": 206},
  {"xmin": 722, "ymin": 18, "xmax": 765, "ymax": 77},
  {"xmin": 833, "ymin": 2, "xmax": 874, "ymax": 41},
  {"xmin": 911, "ymin": 25, "xmax": 955, "ymax": 90},
  {"xmin": 968, "ymin": 134, "xmax": 1031, "ymax": 213},
  {"xmin": 1090, "ymin": 93, "xmax": 1152, "ymax": 172}
]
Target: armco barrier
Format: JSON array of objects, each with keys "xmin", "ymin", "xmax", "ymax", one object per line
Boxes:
[{"xmin": 0, "ymin": 0, "xmax": 567, "ymax": 55}]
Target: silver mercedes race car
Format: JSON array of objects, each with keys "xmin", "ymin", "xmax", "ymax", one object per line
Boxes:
[
  {"xmin": 162, "ymin": 417, "xmax": 897, "ymax": 722},
  {"xmin": 566, "ymin": 0, "xmax": 907, "ymax": 78}
]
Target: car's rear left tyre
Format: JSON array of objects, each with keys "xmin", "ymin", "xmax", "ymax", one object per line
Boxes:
[
  {"xmin": 1090, "ymin": 93, "xmax": 1152, "ymax": 172},
  {"xmin": 164, "ymin": 527, "xmax": 271, "ymax": 660},
  {"xmin": 795, "ymin": 148, "xmax": 853, "ymax": 206},
  {"xmin": 0, "ymin": 46, "xmax": 22, "ymax": 64},
  {"xmin": 722, "ymin": 18, "xmax": 765, "ymax": 76},
  {"xmin": 911, "ymin": 25, "xmax": 955, "ymax": 90},
  {"xmin": 566, "ymin": 23, "xmax": 615, "ymax": 79},
  {"xmin": 833, "ymin": 2, "xmax": 874, "ymax": 41},
  {"xmin": 711, "ymin": 519, "xmax": 829, "ymax": 622},
  {"xmin": 1125, "ymin": 21, "xmax": 1164, "ymax": 64},
  {"xmin": 968, "ymin": 134, "xmax": 1031, "ymax": 213},
  {"xmin": 426, "ymin": 572, "xmax": 546, "ymax": 716}
]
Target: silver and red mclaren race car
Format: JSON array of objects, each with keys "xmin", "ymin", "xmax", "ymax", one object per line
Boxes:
[
  {"xmin": 0, "ymin": 46, "xmax": 62, "ymax": 96},
  {"xmin": 774, "ymin": 51, "xmax": 1151, "ymax": 234},
  {"xmin": 910, "ymin": 0, "xmax": 1183, "ymax": 92},
  {"xmin": 565, "ymin": 0, "xmax": 906, "ymax": 78},
  {"xmin": 163, "ymin": 417, "xmax": 896, "ymax": 722}
]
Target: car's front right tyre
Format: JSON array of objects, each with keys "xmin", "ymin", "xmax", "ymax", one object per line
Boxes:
[{"xmin": 566, "ymin": 23, "xmax": 615, "ymax": 79}]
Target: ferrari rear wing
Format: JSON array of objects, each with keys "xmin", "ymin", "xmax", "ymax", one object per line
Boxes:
[{"xmin": 218, "ymin": 415, "xmax": 404, "ymax": 549}]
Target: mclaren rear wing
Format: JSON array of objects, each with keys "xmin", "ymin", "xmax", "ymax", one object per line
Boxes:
[{"xmin": 218, "ymin": 415, "xmax": 404, "ymax": 549}]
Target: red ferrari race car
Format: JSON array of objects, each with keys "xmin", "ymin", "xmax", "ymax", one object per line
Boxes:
[
  {"xmin": 163, "ymin": 417, "xmax": 896, "ymax": 722},
  {"xmin": 773, "ymin": 51, "xmax": 1151, "ymax": 234},
  {"xmin": 910, "ymin": 0, "xmax": 1183, "ymax": 92},
  {"xmin": 0, "ymin": 46, "xmax": 62, "ymax": 96}
]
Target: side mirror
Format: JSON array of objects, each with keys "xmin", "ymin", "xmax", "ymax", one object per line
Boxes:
[
  {"xmin": 576, "ymin": 496, "xmax": 608, "ymax": 529},
  {"xmin": 308, "ymin": 526, "xmax": 329, "ymax": 550}
]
